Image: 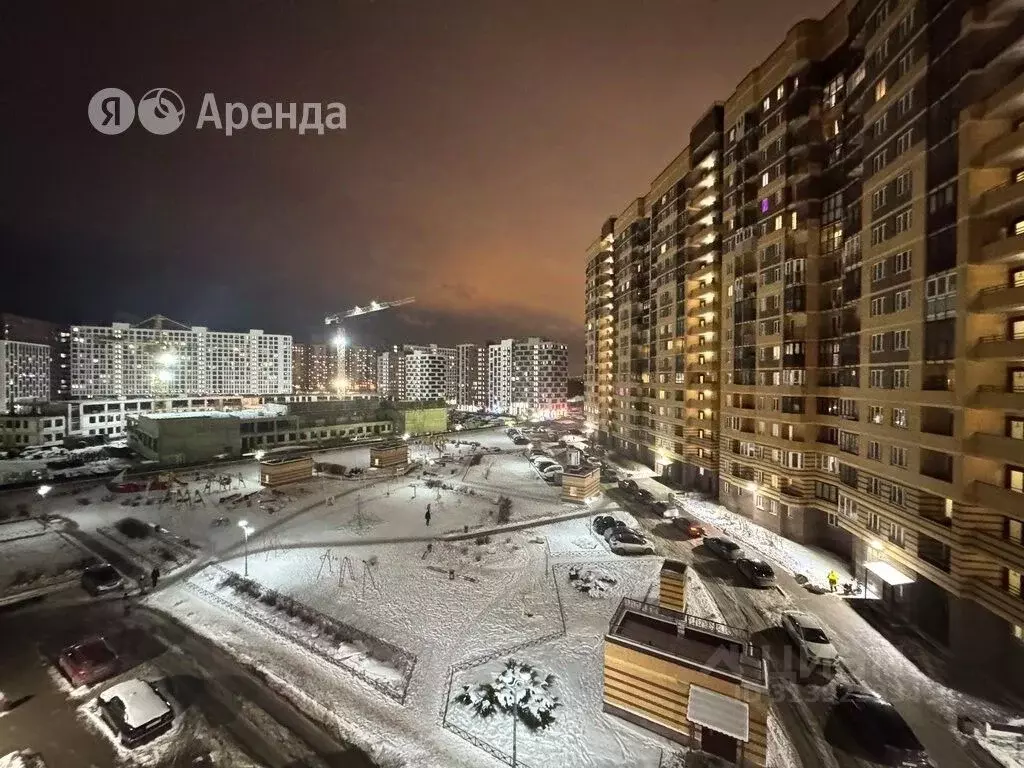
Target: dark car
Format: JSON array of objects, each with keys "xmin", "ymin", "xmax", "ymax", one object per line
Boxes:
[
  {"xmin": 703, "ymin": 536, "xmax": 744, "ymax": 561},
  {"xmin": 58, "ymin": 637, "xmax": 121, "ymax": 687},
  {"xmin": 832, "ymin": 685, "xmax": 930, "ymax": 766},
  {"xmin": 672, "ymin": 517, "xmax": 706, "ymax": 539},
  {"xmin": 592, "ymin": 515, "xmax": 618, "ymax": 535},
  {"xmin": 736, "ymin": 558, "xmax": 776, "ymax": 587},
  {"xmin": 512, "ymin": 437, "xmax": 530, "ymax": 446},
  {"xmin": 602, "ymin": 520, "xmax": 630, "ymax": 541},
  {"xmin": 634, "ymin": 489, "xmax": 655, "ymax": 505},
  {"xmin": 81, "ymin": 564, "xmax": 124, "ymax": 596},
  {"xmin": 618, "ymin": 479, "xmax": 639, "ymax": 493}
]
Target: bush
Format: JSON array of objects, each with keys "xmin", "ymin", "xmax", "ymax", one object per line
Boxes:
[
  {"xmin": 474, "ymin": 535, "xmax": 492, "ymax": 545},
  {"xmin": 496, "ymin": 496, "xmax": 513, "ymax": 525},
  {"xmin": 474, "ymin": 553, "xmax": 482, "ymax": 562},
  {"xmin": 260, "ymin": 589, "xmax": 278, "ymax": 606},
  {"xmin": 469, "ymin": 454, "xmax": 482, "ymax": 466},
  {"xmin": 460, "ymin": 544, "xmax": 469, "ymax": 556}
]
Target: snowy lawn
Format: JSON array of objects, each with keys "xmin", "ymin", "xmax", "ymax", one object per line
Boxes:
[
  {"xmin": 0, "ymin": 531, "xmax": 96, "ymax": 595},
  {"xmin": 0, "ymin": 752, "xmax": 45, "ymax": 768},
  {"xmin": 0, "ymin": 519, "xmax": 48, "ymax": 543}
]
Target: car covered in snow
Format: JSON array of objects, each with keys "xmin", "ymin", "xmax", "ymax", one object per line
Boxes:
[
  {"xmin": 736, "ymin": 558, "xmax": 776, "ymax": 588},
  {"xmin": 81, "ymin": 564, "xmax": 124, "ymax": 596},
  {"xmin": 781, "ymin": 611, "xmax": 840, "ymax": 673},
  {"xmin": 97, "ymin": 678, "xmax": 174, "ymax": 747},
  {"xmin": 633, "ymin": 488, "xmax": 655, "ymax": 505},
  {"xmin": 604, "ymin": 522, "xmax": 643, "ymax": 542},
  {"xmin": 831, "ymin": 684, "xmax": 930, "ymax": 766},
  {"xmin": 617, "ymin": 479, "xmax": 639, "ymax": 493},
  {"xmin": 592, "ymin": 515, "xmax": 618, "ymax": 535},
  {"xmin": 608, "ymin": 531, "xmax": 655, "ymax": 556},
  {"xmin": 58, "ymin": 637, "xmax": 121, "ymax": 687},
  {"xmin": 670, "ymin": 516, "xmax": 705, "ymax": 538},
  {"xmin": 702, "ymin": 536, "xmax": 744, "ymax": 561}
]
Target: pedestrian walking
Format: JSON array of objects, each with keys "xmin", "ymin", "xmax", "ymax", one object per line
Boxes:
[
  {"xmin": 150, "ymin": 566, "xmax": 160, "ymax": 589},
  {"xmin": 827, "ymin": 569, "xmax": 839, "ymax": 593},
  {"xmin": 425, "ymin": 507, "xmax": 431, "ymax": 527}
]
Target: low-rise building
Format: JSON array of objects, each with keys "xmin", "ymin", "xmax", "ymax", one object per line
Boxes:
[
  {"xmin": 383, "ymin": 401, "xmax": 448, "ymax": 436},
  {"xmin": 603, "ymin": 598, "xmax": 769, "ymax": 766},
  {"xmin": 259, "ymin": 456, "xmax": 314, "ymax": 487},
  {"xmin": 0, "ymin": 409, "xmax": 68, "ymax": 449},
  {"xmin": 561, "ymin": 464, "xmax": 600, "ymax": 503},
  {"xmin": 370, "ymin": 442, "xmax": 409, "ymax": 469},
  {"xmin": 658, "ymin": 560, "xmax": 688, "ymax": 614}
]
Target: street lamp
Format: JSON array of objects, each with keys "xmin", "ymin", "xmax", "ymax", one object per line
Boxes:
[
  {"xmin": 238, "ymin": 519, "xmax": 255, "ymax": 577},
  {"xmin": 37, "ymin": 485, "xmax": 52, "ymax": 499},
  {"xmin": 254, "ymin": 450, "xmax": 265, "ymax": 462}
]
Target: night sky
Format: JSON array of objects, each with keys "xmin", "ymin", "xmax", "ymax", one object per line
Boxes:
[{"xmin": 1, "ymin": 0, "xmax": 829, "ymax": 373}]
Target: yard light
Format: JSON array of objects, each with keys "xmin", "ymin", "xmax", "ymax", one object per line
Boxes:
[
  {"xmin": 402, "ymin": 432, "xmax": 410, "ymax": 441},
  {"xmin": 238, "ymin": 519, "xmax": 255, "ymax": 577},
  {"xmin": 37, "ymin": 485, "xmax": 52, "ymax": 498},
  {"xmin": 254, "ymin": 450, "xmax": 265, "ymax": 461}
]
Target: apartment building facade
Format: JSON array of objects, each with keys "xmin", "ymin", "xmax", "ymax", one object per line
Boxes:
[
  {"xmin": 69, "ymin": 318, "xmax": 292, "ymax": 398},
  {"xmin": 0, "ymin": 313, "xmax": 69, "ymax": 400},
  {"xmin": 377, "ymin": 346, "xmax": 408, "ymax": 400},
  {"xmin": 584, "ymin": 0, "xmax": 1024, "ymax": 693},
  {"xmin": 405, "ymin": 346, "xmax": 451, "ymax": 401},
  {"xmin": 488, "ymin": 337, "xmax": 568, "ymax": 417},
  {"xmin": 292, "ymin": 342, "xmax": 338, "ymax": 393},
  {"xmin": 0, "ymin": 340, "xmax": 51, "ymax": 412},
  {"xmin": 341, "ymin": 345, "xmax": 378, "ymax": 392},
  {"xmin": 456, "ymin": 343, "xmax": 488, "ymax": 408}
]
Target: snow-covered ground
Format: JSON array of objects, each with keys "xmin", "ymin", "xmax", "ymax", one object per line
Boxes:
[
  {"xmin": 0, "ymin": 531, "xmax": 95, "ymax": 595},
  {"xmin": 0, "ymin": 751, "xmax": 45, "ymax": 768}
]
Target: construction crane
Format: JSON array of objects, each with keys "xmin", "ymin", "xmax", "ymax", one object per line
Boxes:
[{"xmin": 324, "ymin": 297, "xmax": 415, "ymax": 326}]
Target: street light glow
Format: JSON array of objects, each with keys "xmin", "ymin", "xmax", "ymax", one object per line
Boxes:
[
  {"xmin": 402, "ymin": 432, "xmax": 410, "ymax": 440},
  {"xmin": 254, "ymin": 450, "xmax": 265, "ymax": 461},
  {"xmin": 37, "ymin": 485, "xmax": 52, "ymax": 498},
  {"xmin": 156, "ymin": 351, "xmax": 177, "ymax": 367}
]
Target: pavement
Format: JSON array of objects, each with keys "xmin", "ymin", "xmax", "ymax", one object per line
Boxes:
[
  {"xmin": 0, "ymin": 595, "xmax": 374, "ymax": 767},
  {"xmin": 607, "ymin": 475, "xmax": 1011, "ymax": 768}
]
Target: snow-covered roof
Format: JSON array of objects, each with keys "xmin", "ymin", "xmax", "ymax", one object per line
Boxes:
[
  {"xmin": 142, "ymin": 408, "xmax": 287, "ymax": 421},
  {"xmin": 97, "ymin": 679, "xmax": 171, "ymax": 728}
]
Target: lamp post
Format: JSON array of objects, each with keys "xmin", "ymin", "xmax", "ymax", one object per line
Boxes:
[{"xmin": 238, "ymin": 519, "xmax": 254, "ymax": 577}]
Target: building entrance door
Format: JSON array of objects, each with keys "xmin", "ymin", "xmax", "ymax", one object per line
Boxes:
[{"xmin": 700, "ymin": 726, "xmax": 739, "ymax": 763}]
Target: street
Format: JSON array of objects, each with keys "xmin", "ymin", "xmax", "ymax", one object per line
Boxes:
[
  {"xmin": 0, "ymin": 592, "xmax": 375, "ymax": 767},
  {"xmin": 614, "ymin": 481, "xmax": 1004, "ymax": 768}
]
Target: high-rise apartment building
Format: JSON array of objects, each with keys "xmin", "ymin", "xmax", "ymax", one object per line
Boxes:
[
  {"xmin": 456, "ymin": 343, "xmax": 488, "ymax": 408},
  {"xmin": 0, "ymin": 340, "xmax": 51, "ymax": 411},
  {"xmin": 0, "ymin": 313, "xmax": 69, "ymax": 400},
  {"xmin": 403, "ymin": 344, "xmax": 456, "ymax": 401},
  {"xmin": 488, "ymin": 337, "xmax": 568, "ymax": 417},
  {"xmin": 584, "ymin": 0, "xmax": 1024, "ymax": 693},
  {"xmin": 292, "ymin": 342, "xmax": 338, "ymax": 393},
  {"xmin": 340, "ymin": 345, "xmax": 378, "ymax": 392},
  {"xmin": 377, "ymin": 347, "xmax": 407, "ymax": 400},
  {"xmin": 405, "ymin": 347, "xmax": 450, "ymax": 401},
  {"xmin": 69, "ymin": 317, "xmax": 292, "ymax": 398}
]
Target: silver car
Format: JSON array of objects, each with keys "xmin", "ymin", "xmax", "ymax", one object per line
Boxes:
[
  {"xmin": 608, "ymin": 531, "xmax": 654, "ymax": 556},
  {"xmin": 781, "ymin": 611, "xmax": 840, "ymax": 672}
]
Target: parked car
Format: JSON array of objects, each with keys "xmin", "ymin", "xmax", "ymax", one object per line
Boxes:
[
  {"xmin": 58, "ymin": 637, "xmax": 121, "ymax": 687},
  {"xmin": 703, "ymin": 536, "xmax": 744, "ymax": 561},
  {"xmin": 781, "ymin": 611, "xmax": 840, "ymax": 672},
  {"xmin": 831, "ymin": 685, "xmax": 930, "ymax": 766},
  {"xmin": 81, "ymin": 564, "xmax": 124, "ymax": 596},
  {"xmin": 634, "ymin": 489, "xmax": 655, "ymax": 505},
  {"xmin": 528, "ymin": 449, "xmax": 547, "ymax": 457},
  {"xmin": 512, "ymin": 437, "xmax": 530, "ymax": 446},
  {"xmin": 600, "ymin": 469, "xmax": 619, "ymax": 483},
  {"xmin": 603, "ymin": 521, "xmax": 630, "ymax": 541},
  {"xmin": 618, "ymin": 479, "xmax": 639, "ymax": 493},
  {"xmin": 736, "ymin": 558, "xmax": 776, "ymax": 587},
  {"xmin": 533, "ymin": 460, "xmax": 560, "ymax": 472},
  {"xmin": 97, "ymin": 679, "xmax": 175, "ymax": 747},
  {"xmin": 672, "ymin": 517, "xmax": 706, "ymax": 538},
  {"xmin": 592, "ymin": 515, "xmax": 617, "ymax": 535},
  {"xmin": 609, "ymin": 531, "xmax": 655, "ymax": 556}
]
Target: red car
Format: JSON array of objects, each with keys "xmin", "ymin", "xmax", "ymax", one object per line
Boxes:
[{"xmin": 58, "ymin": 637, "xmax": 121, "ymax": 687}]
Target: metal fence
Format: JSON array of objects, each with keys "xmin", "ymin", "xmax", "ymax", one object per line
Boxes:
[
  {"xmin": 188, "ymin": 569, "xmax": 416, "ymax": 703},
  {"xmin": 439, "ymin": 568, "xmax": 566, "ymax": 766}
]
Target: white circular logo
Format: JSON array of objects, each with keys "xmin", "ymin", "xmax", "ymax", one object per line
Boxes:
[
  {"xmin": 137, "ymin": 88, "xmax": 185, "ymax": 135},
  {"xmin": 88, "ymin": 88, "xmax": 135, "ymax": 134}
]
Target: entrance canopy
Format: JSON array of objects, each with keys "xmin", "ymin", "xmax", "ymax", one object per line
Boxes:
[
  {"xmin": 863, "ymin": 560, "xmax": 914, "ymax": 586},
  {"xmin": 687, "ymin": 684, "xmax": 749, "ymax": 741}
]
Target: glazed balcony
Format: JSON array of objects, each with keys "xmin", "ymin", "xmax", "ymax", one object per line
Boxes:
[{"xmin": 975, "ymin": 127, "xmax": 1024, "ymax": 169}]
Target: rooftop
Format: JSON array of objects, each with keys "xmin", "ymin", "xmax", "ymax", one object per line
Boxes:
[
  {"xmin": 661, "ymin": 559, "xmax": 688, "ymax": 576},
  {"xmin": 608, "ymin": 598, "xmax": 767, "ymax": 688},
  {"xmin": 562, "ymin": 463, "xmax": 599, "ymax": 478},
  {"xmin": 141, "ymin": 408, "xmax": 288, "ymax": 421}
]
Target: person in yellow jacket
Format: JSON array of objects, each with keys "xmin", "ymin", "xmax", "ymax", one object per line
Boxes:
[{"xmin": 827, "ymin": 570, "xmax": 839, "ymax": 593}]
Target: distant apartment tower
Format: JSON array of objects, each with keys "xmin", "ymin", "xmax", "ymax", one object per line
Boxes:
[
  {"xmin": 584, "ymin": 0, "xmax": 1024, "ymax": 696},
  {"xmin": 0, "ymin": 340, "xmax": 51, "ymax": 412},
  {"xmin": 405, "ymin": 346, "xmax": 450, "ymax": 401},
  {"xmin": 403, "ymin": 344, "xmax": 456, "ymax": 401},
  {"xmin": 341, "ymin": 345, "xmax": 378, "ymax": 392},
  {"xmin": 377, "ymin": 347, "xmax": 407, "ymax": 400},
  {"xmin": 292, "ymin": 343, "xmax": 338, "ymax": 393},
  {"xmin": 456, "ymin": 343, "xmax": 488, "ymax": 408},
  {"xmin": 488, "ymin": 337, "xmax": 568, "ymax": 417},
  {"xmin": 0, "ymin": 312, "xmax": 69, "ymax": 400},
  {"xmin": 69, "ymin": 316, "xmax": 292, "ymax": 398}
]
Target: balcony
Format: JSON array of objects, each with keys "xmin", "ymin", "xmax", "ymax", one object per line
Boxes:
[
  {"xmin": 975, "ymin": 127, "xmax": 1024, "ymax": 168},
  {"xmin": 970, "ymin": 480, "xmax": 1024, "ymax": 516},
  {"xmin": 975, "ymin": 179, "xmax": 1024, "ymax": 217},
  {"xmin": 966, "ymin": 432, "xmax": 1024, "ymax": 463},
  {"xmin": 972, "ymin": 282, "xmax": 1024, "ymax": 313},
  {"xmin": 688, "ymin": 283, "xmax": 718, "ymax": 301},
  {"xmin": 973, "ymin": 335, "xmax": 1024, "ymax": 359},
  {"xmin": 985, "ymin": 64, "xmax": 1024, "ymax": 120},
  {"xmin": 976, "ymin": 232, "xmax": 1024, "ymax": 264},
  {"xmin": 973, "ymin": 385, "xmax": 1024, "ymax": 410}
]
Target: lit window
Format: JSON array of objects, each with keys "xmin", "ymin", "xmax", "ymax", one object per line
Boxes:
[{"xmin": 875, "ymin": 78, "xmax": 888, "ymax": 101}]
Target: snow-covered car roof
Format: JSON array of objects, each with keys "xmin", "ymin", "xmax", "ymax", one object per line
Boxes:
[
  {"xmin": 98, "ymin": 679, "xmax": 170, "ymax": 729},
  {"xmin": 783, "ymin": 611, "xmax": 825, "ymax": 630}
]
